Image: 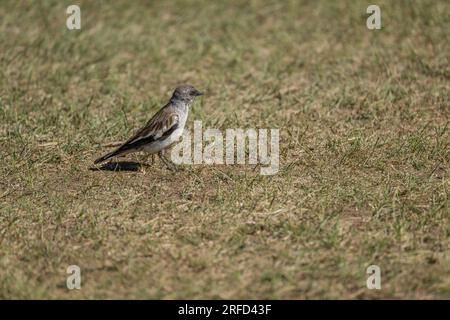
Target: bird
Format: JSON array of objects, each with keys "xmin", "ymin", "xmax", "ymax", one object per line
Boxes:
[{"xmin": 94, "ymin": 85, "xmax": 203, "ymax": 170}]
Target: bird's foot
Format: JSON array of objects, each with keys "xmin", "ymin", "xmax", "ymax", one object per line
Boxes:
[
  {"xmin": 165, "ymin": 161, "xmax": 178, "ymax": 172},
  {"xmin": 160, "ymin": 156, "xmax": 178, "ymax": 171}
]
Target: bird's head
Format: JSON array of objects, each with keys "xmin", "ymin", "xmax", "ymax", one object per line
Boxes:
[{"xmin": 171, "ymin": 85, "xmax": 203, "ymax": 103}]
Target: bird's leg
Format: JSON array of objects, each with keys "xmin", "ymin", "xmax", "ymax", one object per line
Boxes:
[
  {"xmin": 158, "ymin": 150, "xmax": 177, "ymax": 171},
  {"xmin": 164, "ymin": 152, "xmax": 178, "ymax": 171}
]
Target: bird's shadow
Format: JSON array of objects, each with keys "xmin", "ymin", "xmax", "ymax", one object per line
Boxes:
[{"xmin": 89, "ymin": 161, "xmax": 149, "ymax": 172}]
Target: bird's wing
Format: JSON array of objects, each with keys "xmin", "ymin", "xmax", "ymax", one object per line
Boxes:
[
  {"xmin": 93, "ymin": 104, "xmax": 181, "ymax": 164},
  {"xmin": 115, "ymin": 107, "xmax": 179, "ymax": 152}
]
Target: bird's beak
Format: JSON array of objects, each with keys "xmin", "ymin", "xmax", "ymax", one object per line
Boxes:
[{"xmin": 195, "ymin": 91, "xmax": 203, "ymax": 96}]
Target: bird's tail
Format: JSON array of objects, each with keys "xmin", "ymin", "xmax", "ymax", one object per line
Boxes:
[{"xmin": 94, "ymin": 149, "xmax": 121, "ymax": 164}]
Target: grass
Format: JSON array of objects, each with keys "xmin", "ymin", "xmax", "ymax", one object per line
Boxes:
[{"xmin": 0, "ymin": 0, "xmax": 449, "ymax": 299}]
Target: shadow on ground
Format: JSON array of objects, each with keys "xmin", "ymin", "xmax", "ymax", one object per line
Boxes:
[{"xmin": 89, "ymin": 161, "xmax": 148, "ymax": 172}]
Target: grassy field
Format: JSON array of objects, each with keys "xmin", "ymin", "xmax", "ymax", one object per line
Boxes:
[{"xmin": 0, "ymin": 0, "xmax": 449, "ymax": 299}]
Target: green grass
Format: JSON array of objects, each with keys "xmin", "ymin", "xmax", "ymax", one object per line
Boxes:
[{"xmin": 0, "ymin": 0, "xmax": 449, "ymax": 299}]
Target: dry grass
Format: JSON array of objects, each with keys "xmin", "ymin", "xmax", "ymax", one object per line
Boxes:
[{"xmin": 0, "ymin": 0, "xmax": 449, "ymax": 299}]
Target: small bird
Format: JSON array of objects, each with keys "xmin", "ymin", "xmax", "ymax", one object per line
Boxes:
[{"xmin": 94, "ymin": 85, "xmax": 203, "ymax": 170}]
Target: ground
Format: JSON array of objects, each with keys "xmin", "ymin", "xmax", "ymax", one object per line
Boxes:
[{"xmin": 0, "ymin": 0, "xmax": 449, "ymax": 299}]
